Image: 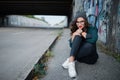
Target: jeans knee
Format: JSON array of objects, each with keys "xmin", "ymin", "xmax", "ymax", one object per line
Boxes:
[
  {"xmin": 75, "ymin": 35, "xmax": 81, "ymax": 38},
  {"xmin": 74, "ymin": 35, "xmax": 82, "ymax": 40}
]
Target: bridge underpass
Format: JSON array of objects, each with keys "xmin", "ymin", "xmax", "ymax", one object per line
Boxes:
[
  {"xmin": 0, "ymin": 0, "xmax": 73, "ymax": 80},
  {"xmin": 0, "ymin": 0, "xmax": 73, "ymax": 23}
]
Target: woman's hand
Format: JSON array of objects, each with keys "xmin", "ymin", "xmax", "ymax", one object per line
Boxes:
[
  {"xmin": 73, "ymin": 31, "xmax": 80, "ymax": 36},
  {"xmin": 76, "ymin": 28, "xmax": 83, "ymax": 34},
  {"xmin": 81, "ymin": 32, "xmax": 87, "ymax": 38},
  {"xmin": 73, "ymin": 29, "xmax": 82, "ymax": 36}
]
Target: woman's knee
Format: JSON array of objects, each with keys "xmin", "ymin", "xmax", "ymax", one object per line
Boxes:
[
  {"xmin": 74, "ymin": 35, "xmax": 82, "ymax": 38},
  {"xmin": 73, "ymin": 35, "xmax": 82, "ymax": 42}
]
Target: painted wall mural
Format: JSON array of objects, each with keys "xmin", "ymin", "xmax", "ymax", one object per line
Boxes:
[{"xmin": 73, "ymin": 0, "xmax": 120, "ymax": 53}]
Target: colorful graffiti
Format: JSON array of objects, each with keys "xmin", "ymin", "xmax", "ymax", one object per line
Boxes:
[
  {"xmin": 83, "ymin": 0, "xmax": 107, "ymax": 43},
  {"xmin": 74, "ymin": 0, "xmax": 120, "ymax": 53},
  {"xmin": 98, "ymin": 20, "xmax": 107, "ymax": 43}
]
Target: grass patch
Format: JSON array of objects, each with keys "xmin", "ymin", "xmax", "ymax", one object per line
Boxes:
[
  {"xmin": 57, "ymin": 29, "xmax": 63, "ymax": 37},
  {"xmin": 31, "ymin": 50, "xmax": 54, "ymax": 80},
  {"xmin": 26, "ymin": 29, "xmax": 62, "ymax": 80},
  {"xmin": 97, "ymin": 41, "xmax": 120, "ymax": 62}
]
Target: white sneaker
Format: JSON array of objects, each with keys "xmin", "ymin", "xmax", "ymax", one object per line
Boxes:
[
  {"xmin": 62, "ymin": 58, "xmax": 69, "ymax": 69},
  {"xmin": 68, "ymin": 62, "xmax": 77, "ymax": 78}
]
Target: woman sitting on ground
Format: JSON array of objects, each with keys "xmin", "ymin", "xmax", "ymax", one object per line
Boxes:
[{"xmin": 62, "ymin": 11, "xmax": 99, "ymax": 78}]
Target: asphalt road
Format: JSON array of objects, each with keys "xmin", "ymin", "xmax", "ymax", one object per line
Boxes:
[{"xmin": 0, "ymin": 27, "xmax": 60, "ymax": 80}]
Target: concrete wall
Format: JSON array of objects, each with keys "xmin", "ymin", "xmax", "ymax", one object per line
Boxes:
[
  {"xmin": 72, "ymin": 0, "xmax": 120, "ymax": 53},
  {"xmin": 116, "ymin": 0, "xmax": 120, "ymax": 53},
  {"xmin": 7, "ymin": 15, "xmax": 50, "ymax": 27},
  {"xmin": 72, "ymin": 0, "xmax": 84, "ymax": 18},
  {"xmin": 53, "ymin": 17, "xmax": 68, "ymax": 28}
]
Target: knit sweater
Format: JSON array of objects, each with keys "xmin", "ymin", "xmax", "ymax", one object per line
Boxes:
[{"xmin": 85, "ymin": 26, "xmax": 98, "ymax": 44}]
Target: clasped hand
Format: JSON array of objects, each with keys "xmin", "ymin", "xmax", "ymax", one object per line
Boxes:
[{"xmin": 73, "ymin": 28, "xmax": 83, "ymax": 36}]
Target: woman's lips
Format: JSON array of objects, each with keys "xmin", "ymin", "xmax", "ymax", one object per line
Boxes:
[{"xmin": 79, "ymin": 26, "xmax": 82, "ymax": 28}]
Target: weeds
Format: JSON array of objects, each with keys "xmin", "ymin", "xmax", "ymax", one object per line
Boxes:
[
  {"xmin": 32, "ymin": 50, "xmax": 54, "ymax": 80},
  {"xmin": 58, "ymin": 29, "xmax": 63, "ymax": 35},
  {"xmin": 27, "ymin": 30, "xmax": 62, "ymax": 80},
  {"xmin": 97, "ymin": 41, "xmax": 120, "ymax": 62}
]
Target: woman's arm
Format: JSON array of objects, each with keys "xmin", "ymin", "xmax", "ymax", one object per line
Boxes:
[
  {"xmin": 81, "ymin": 32, "xmax": 92, "ymax": 39},
  {"xmin": 71, "ymin": 29, "xmax": 83, "ymax": 41},
  {"xmin": 84, "ymin": 27, "xmax": 98, "ymax": 43}
]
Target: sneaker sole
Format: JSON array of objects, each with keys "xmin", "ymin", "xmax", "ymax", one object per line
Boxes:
[{"xmin": 62, "ymin": 65, "xmax": 68, "ymax": 69}]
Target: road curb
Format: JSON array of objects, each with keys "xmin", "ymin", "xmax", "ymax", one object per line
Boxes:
[{"xmin": 25, "ymin": 34, "xmax": 61, "ymax": 80}]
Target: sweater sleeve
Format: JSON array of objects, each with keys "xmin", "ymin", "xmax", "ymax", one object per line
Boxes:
[
  {"xmin": 86, "ymin": 34, "xmax": 92, "ymax": 39},
  {"xmin": 86, "ymin": 27, "xmax": 98, "ymax": 44}
]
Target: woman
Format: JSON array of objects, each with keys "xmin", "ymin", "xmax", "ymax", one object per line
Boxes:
[{"xmin": 62, "ymin": 11, "xmax": 99, "ymax": 78}]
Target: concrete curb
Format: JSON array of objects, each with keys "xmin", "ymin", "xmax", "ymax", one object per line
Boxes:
[{"xmin": 25, "ymin": 34, "xmax": 61, "ymax": 80}]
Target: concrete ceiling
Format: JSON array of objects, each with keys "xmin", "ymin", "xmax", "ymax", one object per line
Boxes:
[{"xmin": 0, "ymin": 0, "xmax": 73, "ymax": 18}]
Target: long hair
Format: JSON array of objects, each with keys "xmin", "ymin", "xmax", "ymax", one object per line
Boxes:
[{"xmin": 69, "ymin": 12, "xmax": 90, "ymax": 35}]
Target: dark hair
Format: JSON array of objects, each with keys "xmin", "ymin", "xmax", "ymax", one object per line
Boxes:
[{"xmin": 70, "ymin": 11, "xmax": 90, "ymax": 35}]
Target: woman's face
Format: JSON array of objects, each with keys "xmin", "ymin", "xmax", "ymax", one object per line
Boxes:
[{"xmin": 76, "ymin": 17, "xmax": 85, "ymax": 29}]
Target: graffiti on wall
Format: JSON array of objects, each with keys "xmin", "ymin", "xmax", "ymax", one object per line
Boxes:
[
  {"xmin": 83, "ymin": 0, "xmax": 110, "ymax": 44},
  {"xmin": 83, "ymin": 0, "xmax": 103, "ymax": 27},
  {"xmin": 74, "ymin": 0, "xmax": 120, "ymax": 53},
  {"xmin": 116, "ymin": 5, "xmax": 120, "ymax": 51},
  {"xmin": 98, "ymin": 20, "xmax": 107, "ymax": 43}
]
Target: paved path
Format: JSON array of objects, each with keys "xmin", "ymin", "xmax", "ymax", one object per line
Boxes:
[
  {"xmin": 0, "ymin": 27, "xmax": 60, "ymax": 80},
  {"xmin": 42, "ymin": 28, "xmax": 120, "ymax": 80}
]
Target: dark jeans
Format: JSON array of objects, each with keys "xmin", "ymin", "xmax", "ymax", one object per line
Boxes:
[{"xmin": 69, "ymin": 35, "xmax": 98, "ymax": 64}]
